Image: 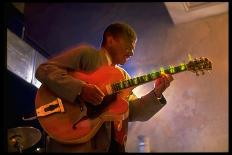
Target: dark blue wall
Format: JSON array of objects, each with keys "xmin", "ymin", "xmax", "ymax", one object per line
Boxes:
[
  {"xmin": 24, "ymin": 3, "xmax": 173, "ymax": 57},
  {"xmin": 6, "ymin": 3, "xmax": 24, "ymax": 38}
]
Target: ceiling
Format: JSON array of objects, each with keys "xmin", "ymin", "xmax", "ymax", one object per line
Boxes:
[{"xmin": 164, "ymin": 2, "xmax": 228, "ymax": 24}]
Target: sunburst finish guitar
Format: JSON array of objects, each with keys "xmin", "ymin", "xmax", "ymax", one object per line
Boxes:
[{"xmin": 35, "ymin": 57, "xmax": 212, "ymax": 144}]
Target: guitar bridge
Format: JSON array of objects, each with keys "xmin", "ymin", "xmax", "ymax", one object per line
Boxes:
[{"xmin": 36, "ymin": 98, "xmax": 65, "ymax": 117}]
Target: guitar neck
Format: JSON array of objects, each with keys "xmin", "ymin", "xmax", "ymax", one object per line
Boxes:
[{"xmin": 111, "ymin": 63, "xmax": 188, "ymax": 92}]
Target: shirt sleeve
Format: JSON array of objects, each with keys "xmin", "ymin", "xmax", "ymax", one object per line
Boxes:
[{"xmin": 35, "ymin": 45, "xmax": 94, "ymax": 103}]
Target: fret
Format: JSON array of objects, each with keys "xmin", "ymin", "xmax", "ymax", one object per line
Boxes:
[
  {"xmin": 160, "ymin": 67, "xmax": 165, "ymax": 74},
  {"xmin": 133, "ymin": 77, "xmax": 139, "ymax": 85},
  {"xmin": 169, "ymin": 65, "xmax": 175, "ymax": 74},
  {"xmin": 163, "ymin": 68, "xmax": 171, "ymax": 74},
  {"xmin": 110, "ymin": 63, "xmax": 188, "ymax": 92},
  {"xmin": 128, "ymin": 79, "xmax": 134, "ymax": 86},
  {"xmin": 150, "ymin": 73, "xmax": 155, "ymax": 79},
  {"xmin": 173, "ymin": 64, "xmax": 187, "ymax": 73},
  {"xmin": 150, "ymin": 72, "xmax": 159, "ymax": 79},
  {"xmin": 115, "ymin": 83, "xmax": 120, "ymax": 91},
  {"xmin": 114, "ymin": 83, "xmax": 120, "ymax": 91},
  {"xmin": 138, "ymin": 76, "xmax": 144, "ymax": 83},
  {"xmin": 146, "ymin": 74, "xmax": 152, "ymax": 81},
  {"xmin": 142, "ymin": 75, "xmax": 149, "ymax": 82},
  {"xmin": 137, "ymin": 76, "xmax": 142, "ymax": 83},
  {"xmin": 180, "ymin": 63, "xmax": 187, "ymax": 70},
  {"xmin": 157, "ymin": 64, "xmax": 187, "ymax": 75},
  {"xmin": 119, "ymin": 82, "xmax": 124, "ymax": 89},
  {"xmin": 123, "ymin": 80, "xmax": 129, "ymax": 88},
  {"xmin": 111, "ymin": 83, "xmax": 117, "ymax": 92}
]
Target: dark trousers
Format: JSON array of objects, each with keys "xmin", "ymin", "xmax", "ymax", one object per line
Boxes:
[
  {"xmin": 108, "ymin": 138, "xmax": 125, "ymax": 152},
  {"xmin": 109, "ymin": 122, "xmax": 125, "ymax": 152}
]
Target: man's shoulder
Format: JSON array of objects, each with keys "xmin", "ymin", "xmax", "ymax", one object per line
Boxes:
[
  {"xmin": 115, "ymin": 65, "xmax": 131, "ymax": 79},
  {"xmin": 57, "ymin": 43, "xmax": 98, "ymax": 58},
  {"xmin": 70, "ymin": 43, "xmax": 97, "ymax": 53}
]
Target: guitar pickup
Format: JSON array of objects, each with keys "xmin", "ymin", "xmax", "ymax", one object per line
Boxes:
[{"xmin": 36, "ymin": 98, "xmax": 65, "ymax": 117}]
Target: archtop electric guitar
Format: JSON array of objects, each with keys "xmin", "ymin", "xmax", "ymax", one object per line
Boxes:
[{"xmin": 35, "ymin": 56, "xmax": 212, "ymax": 144}]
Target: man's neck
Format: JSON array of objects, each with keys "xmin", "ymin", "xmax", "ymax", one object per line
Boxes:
[{"xmin": 101, "ymin": 47, "xmax": 114, "ymax": 66}]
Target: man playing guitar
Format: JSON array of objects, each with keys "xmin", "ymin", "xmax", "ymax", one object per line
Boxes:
[{"xmin": 35, "ymin": 22, "xmax": 173, "ymax": 152}]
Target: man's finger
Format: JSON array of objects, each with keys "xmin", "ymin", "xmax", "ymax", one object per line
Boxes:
[
  {"xmin": 90, "ymin": 97, "xmax": 101, "ymax": 106},
  {"xmin": 95, "ymin": 86, "xmax": 105, "ymax": 97}
]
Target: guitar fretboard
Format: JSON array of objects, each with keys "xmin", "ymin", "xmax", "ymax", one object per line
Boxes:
[{"xmin": 111, "ymin": 63, "xmax": 188, "ymax": 92}]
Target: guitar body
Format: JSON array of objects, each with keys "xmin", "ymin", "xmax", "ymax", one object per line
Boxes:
[{"xmin": 35, "ymin": 66, "xmax": 129, "ymax": 144}]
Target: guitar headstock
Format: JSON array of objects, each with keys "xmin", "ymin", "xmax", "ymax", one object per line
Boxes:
[{"xmin": 187, "ymin": 57, "xmax": 212, "ymax": 76}]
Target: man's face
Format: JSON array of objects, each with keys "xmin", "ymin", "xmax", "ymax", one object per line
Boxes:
[{"xmin": 108, "ymin": 36, "xmax": 136, "ymax": 65}]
